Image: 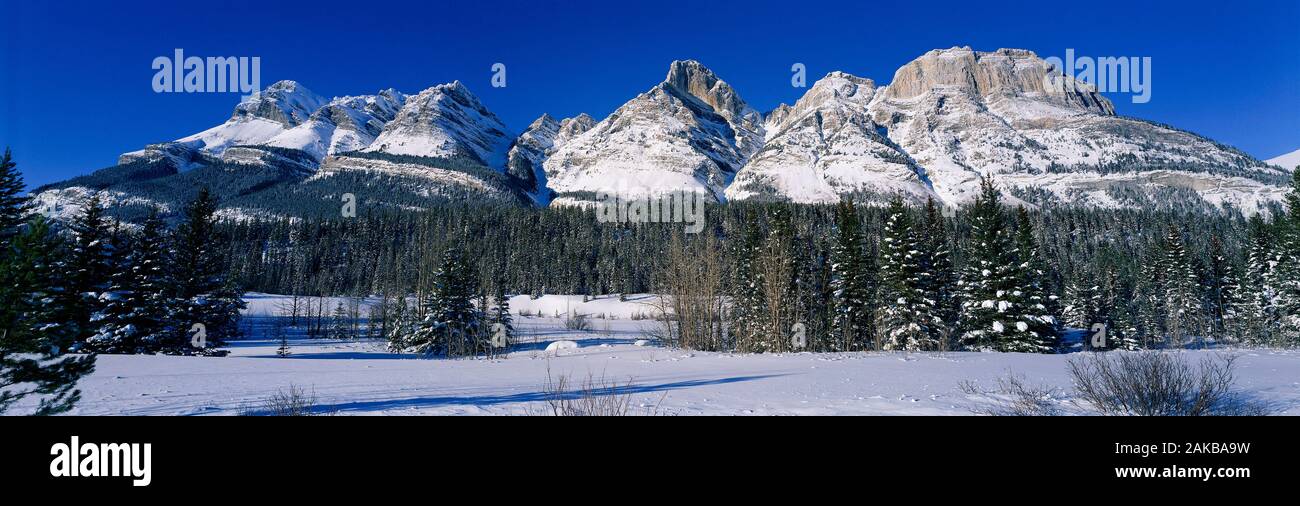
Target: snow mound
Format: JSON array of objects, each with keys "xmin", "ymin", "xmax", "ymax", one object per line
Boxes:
[{"xmin": 545, "ymin": 340, "xmax": 580, "ymax": 353}]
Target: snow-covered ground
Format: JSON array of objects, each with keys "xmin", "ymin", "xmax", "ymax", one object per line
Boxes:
[{"xmin": 22, "ymin": 295, "xmax": 1300, "ymax": 416}]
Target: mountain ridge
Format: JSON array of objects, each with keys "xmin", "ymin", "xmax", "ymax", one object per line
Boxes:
[{"xmin": 32, "ymin": 48, "xmax": 1292, "ymax": 222}]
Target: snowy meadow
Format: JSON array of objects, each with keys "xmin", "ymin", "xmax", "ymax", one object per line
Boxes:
[{"xmin": 30, "ymin": 294, "xmax": 1300, "ymax": 417}]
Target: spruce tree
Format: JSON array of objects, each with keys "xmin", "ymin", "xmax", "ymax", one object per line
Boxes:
[
  {"xmin": 829, "ymin": 201, "xmax": 872, "ymax": 351},
  {"xmin": 921, "ymin": 199, "xmax": 958, "ymax": 349},
  {"xmin": 0, "ymin": 216, "xmax": 96, "ymax": 414},
  {"xmin": 876, "ymin": 198, "xmax": 932, "ymax": 351},
  {"xmin": 956, "ymin": 180, "xmax": 1026, "ymax": 352},
  {"xmin": 1274, "ymin": 170, "xmax": 1300, "ymax": 345},
  {"xmin": 67, "ymin": 194, "xmax": 114, "ymax": 346},
  {"xmin": 406, "ymin": 248, "xmax": 483, "ymax": 356},
  {"xmin": 170, "ymin": 189, "xmax": 245, "ymax": 353},
  {"xmin": 0, "ymin": 148, "xmax": 28, "ymax": 246},
  {"xmin": 1010, "ymin": 207, "xmax": 1060, "ymax": 352},
  {"xmin": 85, "ymin": 224, "xmax": 135, "ymax": 353},
  {"xmin": 491, "ymin": 277, "xmax": 515, "ymax": 349},
  {"xmin": 128, "ymin": 211, "xmax": 174, "ymax": 351},
  {"xmin": 728, "ymin": 210, "xmax": 766, "ymax": 353},
  {"xmin": 1158, "ymin": 226, "xmax": 1201, "ymax": 347}
]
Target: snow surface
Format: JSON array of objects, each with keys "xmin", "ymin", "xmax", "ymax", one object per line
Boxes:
[
  {"xmin": 10, "ymin": 294, "xmax": 1300, "ymax": 416},
  {"xmin": 1266, "ymin": 149, "xmax": 1300, "ymax": 171}
]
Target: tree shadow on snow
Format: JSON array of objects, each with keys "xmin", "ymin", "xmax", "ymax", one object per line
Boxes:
[{"xmin": 311, "ymin": 374, "xmax": 787, "ymax": 414}]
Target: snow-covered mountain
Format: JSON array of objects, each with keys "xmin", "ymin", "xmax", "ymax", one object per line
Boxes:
[
  {"xmin": 33, "ymin": 48, "xmax": 1294, "ymax": 222},
  {"xmin": 543, "ymin": 60, "xmax": 764, "ymax": 204},
  {"xmin": 506, "ymin": 113, "xmax": 595, "ymax": 202},
  {"xmin": 1267, "ymin": 149, "xmax": 1300, "ymax": 171},
  {"xmin": 726, "ymin": 72, "xmax": 938, "ymax": 204},
  {"xmin": 262, "ymin": 89, "xmax": 407, "ymax": 161},
  {"xmin": 863, "ymin": 47, "xmax": 1288, "ymax": 211},
  {"xmin": 362, "ymin": 81, "xmax": 513, "ymax": 168},
  {"xmin": 119, "ymin": 80, "xmax": 328, "ymax": 168}
]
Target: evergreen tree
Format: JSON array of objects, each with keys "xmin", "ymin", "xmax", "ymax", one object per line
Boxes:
[
  {"xmin": 170, "ymin": 189, "xmax": 245, "ymax": 353},
  {"xmin": 957, "ymin": 180, "xmax": 1041, "ymax": 352},
  {"xmin": 728, "ymin": 210, "xmax": 766, "ymax": 353},
  {"xmin": 1274, "ymin": 170, "xmax": 1300, "ymax": 345},
  {"xmin": 0, "ymin": 148, "xmax": 28, "ymax": 246},
  {"xmin": 127, "ymin": 211, "xmax": 174, "ymax": 351},
  {"xmin": 0, "ymin": 216, "xmax": 96, "ymax": 414},
  {"xmin": 85, "ymin": 224, "xmax": 136, "ymax": 353},
  {"xmin": 404, "ymin": 248, "xmax": 484, "ymax": 356},
  {"xmin": 67, "ymin": 194, "xmax": 114, "ymax": 346},
  {"xmin": 329, "ymin": 301, "xmax": 353, "ymax": 339},
  {"xmin": 1243, "ymin": 216, "xmax": 1280, "ymax": 345},
  {"xmin": 921, "ymin": 199, "xmax": 958, "ymax": 349},
  {"xmin": 491, "ymin": 277, "xmax": 515, "ymax": 349},
  {"xmin": 1157, "ymin": 226, "xmax": 1201, "ymax": 347},
  {"xmin": 1010, "ymin": 207, "xmax": 1061, "ymax": 351},
  {"xmin": 829, "ymin": 201, "xmax": 872, "ymax": 351},
  {"xmin": 876, "ymin": 198, "xmax": 932, "ymax": 351}
]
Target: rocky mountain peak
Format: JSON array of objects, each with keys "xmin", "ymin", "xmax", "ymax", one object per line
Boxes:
[
  {"xmin": 883, "ymin": 46, "xmax": 1114, "ymax": 115},
  {"xmin": 230, "ymin": 80, "xmax": 327, "ymax": 127}
]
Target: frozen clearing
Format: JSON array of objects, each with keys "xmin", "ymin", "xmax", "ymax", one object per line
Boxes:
[{"xmin": 20, "ymin": 295, "xmax": 1300, "ymax": 416}]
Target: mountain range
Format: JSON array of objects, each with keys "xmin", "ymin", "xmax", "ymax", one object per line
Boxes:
[{"xmin": 32, "ymin": 46, "xmax": 1295, "ymax": 222}]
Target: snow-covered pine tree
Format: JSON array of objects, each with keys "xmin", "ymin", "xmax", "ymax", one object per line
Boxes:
[
  {"xmin": 829, "ymin": 201, "xmax": 872, "ymax": 351},
  {"xmin": 728, "ymin": 210, "xmax": 766, "ymax": 353},
  {"xmin": 0, "ymin": 216, "xmax": 96, "ymax": 414},
  {"xmin": 329, "ymin": 301, "xmax": 352, "ymax": 340},
  {"xmin": 405, "ymin": 248, "xmax": 484, "ymax": 357},
  {"xmin": 169, "ymin": 188, "xmax": 245, "ymax": 354},
  {"xmin": 1205, "ymin": 236, "xmax": 1234, "ymax": 343},
  {"xmin": 85, "ymin": 223, "xmax": 136, "ymax": 353},
  {"xmin": 67, "ymin": 194, "xmax": 114, "ymax": 346},
  {"xmin": 876, "ymin": 198, "xmax": 932, "ymax": 351},
  {"xmin": 1062, "ymin": 268, "xmax": 1099, "ymax": 329},
  {"xmin": 1010, "ymin": 207, "xmax": 1060, "ymax": 352},
  {"xmin": 1243, "ymin": 216, "xmax": 1280, "ymax": 345},
  {"xmin": 385, "ymin": 295, "xmax": 414, "ymax": 352},
  {"xmin": 1158, "ymin": 226, "xmax": 1202, "ymax": 347},
  {"xmin": 921, "ymin": 199, "xmax": 958, "ymax": 350},
  {"xmin": 491, "ymin": 277, "xmax": 515, "ymax": 349},
  {"xmin": 127, "ymin": 211, "xmax": 173, "ymax": 351},
  {"xmin": 1274, "ymin": 170, "xmax": 1300, "ymax": 346},
  {"xmin": 956, "ymin": 180, "xmax": 1024, "ymax": 352}
]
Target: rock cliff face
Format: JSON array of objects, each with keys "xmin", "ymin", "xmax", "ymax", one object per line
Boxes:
[
  {"xmin": 861, "ymin": 47, "xmax": 1285, "ymax": 209},
  {"xmin": 727, "ymin": 72, "xmax": 937, "ymax": 204},
  {"xmin": 506, "ymin": 113, "xmax": 595, "ymax": 202}
]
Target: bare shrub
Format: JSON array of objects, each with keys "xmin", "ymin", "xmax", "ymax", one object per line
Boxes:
[
  {"xmin": 651, "ymin": 233, "xmax": 727, "ymax": 351},
  {"xmin": 1068, "ymin": 352, "xmax": 1274, "ymax": 416},
  {"xmin": 241, "ymin": 384, "xmax": 322, "ymax": 416},
  {"xmin": 959, "ymin": 374, "xmax": 1064, "ymax": 416},
  {"xmin": 538, "ymin": 367, "xmax": 662, "ymax": 416},
  {"xmin": 564, "ymin": 312, "xmax": 592, "ymax": 331}
]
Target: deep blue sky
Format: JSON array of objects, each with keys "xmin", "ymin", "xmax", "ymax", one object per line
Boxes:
[{"xmin": 3, "ymin": 0, "xmax": 1297, "ymax": 188}]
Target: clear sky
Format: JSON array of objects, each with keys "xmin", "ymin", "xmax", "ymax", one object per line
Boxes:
[{"xmin": 2, "ymin": 0, "xmax": 1297, "ymax": 188}]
